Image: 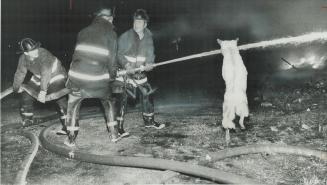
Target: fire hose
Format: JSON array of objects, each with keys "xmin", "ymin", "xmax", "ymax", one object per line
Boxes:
[
  {"xmin": 1, "ymin": 129, "xmax": 40, "ymax": 185},
  {"xmin": 2, "ymin": 111, "xmax": 258, "ymax": 184},
  {"xmin": 3, "ymin": 111, "xmax": 327, "ymax": 184},
  {"xmin": 14, "ymin": 131, "xmax": 40, "ymax": 185},
  {"xmin": 38, "ymin": 122, "xmax": 327, "ymax": 184},
  {"xmin": 0, "ymin": 100, "xmax": 259, "ymax": 184},
  {"xmin": 207, "ymin": 144, "xmax": 327, "ymax": 162},
  {"xmin": 39, "ymin": 122, "xmax": 260, "ymax": 184}
]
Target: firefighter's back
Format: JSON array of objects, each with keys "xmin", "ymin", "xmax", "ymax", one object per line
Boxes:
[{"xmin": 67, "ymin": 17, "xmax": 117, "ymax": 97}]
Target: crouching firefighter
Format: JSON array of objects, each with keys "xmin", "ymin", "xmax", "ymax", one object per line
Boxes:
[
  {"xmin": 13, "ymin": 38, "xmax": 69, "ymax": 134},
  {"xmin": 65, "ymin": 8, "xmax": 120, "ymax": 147},
  {"xmin": 114, "ymin": 9, "xmax": 165, "ymax": 135}
]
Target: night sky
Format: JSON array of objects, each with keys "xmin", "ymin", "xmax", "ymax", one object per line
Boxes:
[{"xmin": 2, "ymin": 0, "xmax": 327, "ymax": 105}]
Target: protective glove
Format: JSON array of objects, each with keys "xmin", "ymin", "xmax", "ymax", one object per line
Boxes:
[
  {"xmin": 37, "ymin": 90, "xmax": 46, "ymax": 103},
  {"xmin": 18, "ymin": 87, "xmax": 24, "ymax": 93},
  {"xmin": 125, "ymin": 63, "xmax": 135, "ymax": 75},
  {"xmin": 13, "ymin": 85, "xmax": 23, "ymax": 93}
]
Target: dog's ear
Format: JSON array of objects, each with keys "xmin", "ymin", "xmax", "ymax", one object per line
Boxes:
[
  {"xmin": 217, "ymin": 38, "xmax": 222, "ymax": 44},
  {"xmin": 236, "ymin": 37, "xmax": 239, "ymax": 42}
]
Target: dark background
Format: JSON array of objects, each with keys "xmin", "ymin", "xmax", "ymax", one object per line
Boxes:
[{"xmin": 2, "ymin": 0, "xmax": 327, "ymax": 105}]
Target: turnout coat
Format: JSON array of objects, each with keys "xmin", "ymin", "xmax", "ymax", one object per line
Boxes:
[
  {"xmin": 114, "ymin": 28, "xmax": 155, "ymax": 90},
  {"xmin": 117, "ymin": 28, "xmax": 155, "ymax": 70},
  {"xmin": 66, "ymin": 17, "xmax": 118, "ymax": 98},
  {"xmin": 13, "ymin": 48, "xmax": 68, "ymax": 101}
]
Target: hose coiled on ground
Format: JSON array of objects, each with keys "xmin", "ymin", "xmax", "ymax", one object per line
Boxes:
[{"xmin": 39, "ymin": 123, "xmax": 260, "ymax": 184}]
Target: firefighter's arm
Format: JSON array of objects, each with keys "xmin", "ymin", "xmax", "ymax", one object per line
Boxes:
[
  {"xmin": 108, "ymin": 34, "xmax": 118, "ymax": 80},
  {"xmin": 39, "ymin": 63, "xmax": 52, "ymax": 103},
  {"xmin": 13, "ymin": 57, "xmax": 27, "ymax": 93},
  {"xmin": 143, "ymin": 38, "xmax": 155, "ymax": 71},
  {"xmin": 117, "ymin": 32, "xmax": 131, "ymax": 68}
]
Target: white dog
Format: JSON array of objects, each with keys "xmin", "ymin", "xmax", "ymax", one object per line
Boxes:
[{"xmin": 217, "ymin": 38, "xmax": 249, "ymax": 143}]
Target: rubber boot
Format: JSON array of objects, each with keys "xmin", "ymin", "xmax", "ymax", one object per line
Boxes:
[
  {"xmin": 57, "ymin": 109, "xmax": 68, "ymax": 135},
  {"xmin": 64, "ymin": 121, "xmax": 79, "ymax": 147},
  {"xmin": 57, "ymin": 117, "xmax": 68, "ymax": 135},
  {"xmin": 20, "ymin": 108, "xmax": 34, "ymax": 127},
  {"xmin": 143, "ymin": 114, "xmax": 165, "ymax": 129},
  {"xmin": 22, "ymin": 116, "xmax": 34, "ymax": 127},
  {"xmin": 107, "ymin": 121, "xmax": 120, "ymax": 142},
  {"xmin": 143, "ymin": 115, "xmax": 151, "ymax": 127},
  {"xmin": 65, "ymin": 130, "xmax": 78, "ymax": 147},
  {"xmin": 117, "ymin": 117, "xmax": 130, "ymax": 137},
  {"xmin": 20, "ymin": 92, "xmax": 34, "ymax": 127}
]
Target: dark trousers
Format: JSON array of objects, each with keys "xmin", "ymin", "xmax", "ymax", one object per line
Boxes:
[
  {"xmin": 116, "ymin": 81, "xmax": 154, "ymax": 119},
  {"xmin": 20, "ymin": 91, "xmax": 67, "ymax": 125}
]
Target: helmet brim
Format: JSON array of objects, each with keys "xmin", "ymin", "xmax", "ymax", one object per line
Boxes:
[
  {"xmin": 16, "ymin": 42, "xmax": 41, "ymax": 54},
  {"xmin": 94, "ymin": 8, "xmax": 114, "ymax": 18}
]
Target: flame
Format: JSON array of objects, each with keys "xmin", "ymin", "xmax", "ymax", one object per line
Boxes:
[
  {"xmin": 301, "ymin": 55, "xmax": 325, "ymax": 69},
  {"xmin": 281, "ymin": 53, "xmax": 326, "ymax": 70},
  {"xmin": 280, "ymin": 63, "xmax": 292, "ymax": 70}
]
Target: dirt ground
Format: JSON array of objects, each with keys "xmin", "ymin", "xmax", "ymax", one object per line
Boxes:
[{"xmin": 1, "ymin": 76, "xmax": 327, "ymax": 185}]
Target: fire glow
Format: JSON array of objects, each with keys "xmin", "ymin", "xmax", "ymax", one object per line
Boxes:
[{"xmin": 281, "ymin": 54, "xmax": 326, "ymax": 70}]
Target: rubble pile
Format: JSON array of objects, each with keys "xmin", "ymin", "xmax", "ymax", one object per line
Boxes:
[{"xmin": 259, "ymin": 77, "xmax": 327, "ymax": 113}]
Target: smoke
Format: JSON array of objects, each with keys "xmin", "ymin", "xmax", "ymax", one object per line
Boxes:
[
  {"xmin": 148, "ymin": 0, "xmax": 327, "ymax": 102},
  {"xmin": 274, "ymin": 1, "xmax": 327, "ymax": 35},
  {"xmin": 151, "ymin": 0, "xmax": 327, "ymax": 43},
  {"xmin": 281, "ymin": 52, "xmax": 326, "ymax": 70}
]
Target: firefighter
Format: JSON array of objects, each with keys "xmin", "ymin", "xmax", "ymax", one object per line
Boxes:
[
  {"xmin": 13, "ymin": 38, "xmax": 69, "ymax": 135},
  {"xmin": 115, "ymin": 9, "xmax": 165, "ymax": 135},
  {"xmin": 65, "ymin": 8, "xmax": 119, "ymax": 147}
]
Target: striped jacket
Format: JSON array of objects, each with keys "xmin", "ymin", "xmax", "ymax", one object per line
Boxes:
[
  {"xmin": 13, "ymin": 48, "xmax": 67, "ymax": 93},
  {"xmin": 66, "ymin": 17, "xmax": 117, "ymax": 97},
  {"xmin": 117, "ymin": 28, "xmax": 155, "ymax": 70}
]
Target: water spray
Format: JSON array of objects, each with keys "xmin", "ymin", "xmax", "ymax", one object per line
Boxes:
[{"xmin": 117, "ymin": 32, "xmax": 327, "ymax": 76}]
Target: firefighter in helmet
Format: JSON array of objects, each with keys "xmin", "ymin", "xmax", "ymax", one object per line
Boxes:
[
  {"xmin": 13, "ymin": 38, "xmax": 69, "ymax": 134},
  {"xmin": 114, "ymin": 9, "xmax": 165, "ymax": 136},
  {"xmin": 65, "ymin": 8, "xmax": 119, "ymax": 147}
]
